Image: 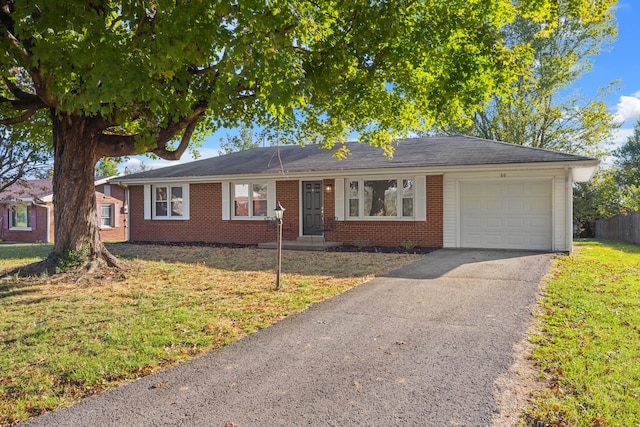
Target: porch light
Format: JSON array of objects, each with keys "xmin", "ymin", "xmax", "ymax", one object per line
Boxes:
[
  {"xmin": 274, "ymin": 202, "xmax": 285, "ymax": 220},
  {"xmin": 274, "ymin": 202, "xmax": 285, "ymax": 290},
  {"xmin": 325, "ymin": 183, "xmax": 333, "ymax": 192}
]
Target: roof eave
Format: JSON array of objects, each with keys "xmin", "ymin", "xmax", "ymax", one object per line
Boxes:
[{"xmin": 109, "ymin": 159, "xmax": 600, "ymax": 185}]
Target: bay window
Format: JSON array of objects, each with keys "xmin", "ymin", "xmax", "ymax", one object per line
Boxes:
[{"xmin": 346, "ymin": 178, "xmax": 416, "ymax": 219}]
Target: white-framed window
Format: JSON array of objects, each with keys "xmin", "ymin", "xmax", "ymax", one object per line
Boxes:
[
  {"xmin": 346, "ymin": 178, "xmax": 416, "ymax": 219},
  {"xmin": 143, "ymin": 184, "xmax": 189, "ymax": 220},
  {"xmin": 233, "ymin": 182, "xmax": 268, "ymax": 218},
  {"xmin": 100, "ymin": 204, "xmax": 113, "ymax": 227},
  {"xmin": 10, "ymin": 204, "xmax": 32, "ymax": 229},
  {"xmin": 153, "ymin": 185, "xmax": 186, "ymax": 219}
]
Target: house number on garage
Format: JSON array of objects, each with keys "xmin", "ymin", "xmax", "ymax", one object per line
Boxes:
[{"xmin": 500, "ymin": 173, "xmax": 507, "ymax": 178}]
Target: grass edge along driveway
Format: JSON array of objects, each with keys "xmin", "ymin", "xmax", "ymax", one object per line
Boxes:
[
  {"xmin": 524, "ymin": 240, "xmax": 640, "ymax": 426},
  {"xmin": 0, "ymin": 243, "xmax": 421, "ymax": 426}
]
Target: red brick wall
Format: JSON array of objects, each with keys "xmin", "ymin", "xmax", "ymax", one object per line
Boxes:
[
  {"xmin": 325, "ymin": 175, "xmax": 443, "ymax": 248},
  {"xmin": 128, "ymin": 176, "xmax": 443, "ymax": 248},
  {"xmin": 129, "ymin": 182, "xmax": 301, "ymax": 244},
  {"xmin": 95, "ymin": 185, "xmax": 127, "ymax": 242}
]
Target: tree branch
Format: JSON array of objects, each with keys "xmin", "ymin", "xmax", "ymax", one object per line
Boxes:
[
  {"xmin": 96, "ymin": 104, "xmax": 208, "ymax": 159},
  {"xmin": 0, "ymin": 103, "xmax": 41, "ymax": 125},
  {"xmin": 153, "ymin": 115, "xmax": 200, "ymax": 160}
]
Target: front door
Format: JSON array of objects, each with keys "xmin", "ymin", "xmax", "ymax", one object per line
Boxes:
[{"xmin": 303, "ymin": 181, "xmax": 323, "ymax": 235}]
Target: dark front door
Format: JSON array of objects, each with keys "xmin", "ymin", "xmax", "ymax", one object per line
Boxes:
[{"xmin": 303, "ymin": 181, "xmax": 323, "ymax": 235}]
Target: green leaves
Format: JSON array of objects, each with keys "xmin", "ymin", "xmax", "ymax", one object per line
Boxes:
[{"xmin": 1, "ymin": 0, "xmax": 613, "ymax": 155}]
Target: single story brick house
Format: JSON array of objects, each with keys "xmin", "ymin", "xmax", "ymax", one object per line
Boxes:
[
  {"xmin": 0, "ymin": 178, "xmax": 127, "ymax": 243},
  {"xmin": 110, "ymin": 136, "xmax": 598, "ymax": 252}
]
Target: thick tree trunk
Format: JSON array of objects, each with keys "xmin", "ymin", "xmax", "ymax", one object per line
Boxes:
[{"xmin": 51, "ymin": 112, "xmax": 121, "ymax": 271}]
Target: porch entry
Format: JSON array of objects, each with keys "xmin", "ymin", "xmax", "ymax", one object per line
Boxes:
[{"xmin": 302, "ymin": 181, "xmax": 323, "ymax": 235}]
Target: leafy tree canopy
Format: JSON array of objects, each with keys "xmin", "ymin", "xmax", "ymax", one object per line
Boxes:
[
  {"xmin": 0, "ymin": 0, "xmax": 612, "ymax": 272},
  {"xmin": 219, "ymin": 125, "xmax": 265, "ymax": 154},
  {"xmin": 613, "ymin": 118, "xmax": 640, "ymax": 188},
  {"xmin": 442, "ymin": 0, "xmax": 618, "ymax": 157}
]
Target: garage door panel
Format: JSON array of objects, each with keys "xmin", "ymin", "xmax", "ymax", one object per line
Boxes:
[
  {"xmin": 506, "ymin": 217, "xmax": 524, "ymax": 228},
  {"xmin": 486, "ymin": 217, "xmax": 503, "ymax": 228},
  {"xmin": 460, "ymin": 180, "xmax": 552, "ymax": 250},
  {"xmin": 486, "ymin": 199, "xmax": 503, "ymax": 212}
]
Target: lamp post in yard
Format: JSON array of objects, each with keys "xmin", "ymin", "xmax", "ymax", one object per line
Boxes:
[{"xmin": 274, "ymin": 202, "xmax": 285, "ymax": 290}]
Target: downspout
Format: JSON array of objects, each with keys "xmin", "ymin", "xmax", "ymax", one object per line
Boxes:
[
  {"xmin": 33, "ymin": 202, "xmax": 51, "ymax": 244},
  {"xmin": 125, "ymin": 186, "xmax": 130, "ymax": 242}
]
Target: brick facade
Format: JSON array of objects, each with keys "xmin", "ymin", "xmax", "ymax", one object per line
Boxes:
[
  {"xmin": 0, "ymin": 184, "xmax": 127, "ymax": 243},
  {"xmin": 325, "ymin": 175, "xmax": 443, "ymax": 248},
  {"xmin": 128, "ymin": 175, "xmax": 444, "ymax": 248},
  {"xmin": 0, "ymin": 202, "xmax": 52, "ymax": 243},
  {"xmin": 95, "ymin": 184, "xmax": 128, "ymax": 242}
]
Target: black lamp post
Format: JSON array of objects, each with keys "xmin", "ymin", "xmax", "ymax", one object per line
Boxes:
[{"xmin": 274, "ymin": 202, "xmax": 285, "ymax": 290}]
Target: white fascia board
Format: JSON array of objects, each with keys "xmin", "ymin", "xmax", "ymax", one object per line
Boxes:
[
  {"xmin": 95, "ymin": 176, "xmax": 118, "ymax": 186},
  {"xmin": 110, "ymin": 160, "xmax": 600, "ymax": 184},
  {"xmin": 571, "ymin": 164, "xmax": 599, "ymax": 182}
]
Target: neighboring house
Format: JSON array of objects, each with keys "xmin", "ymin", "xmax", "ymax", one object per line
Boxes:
[
  {"xmin": 0, "ymin": 178, "xmax": 128, "ymax": 243},
  {"xmin": 110, "ymin": 136, "xmax": 599, "ymax": 252}
]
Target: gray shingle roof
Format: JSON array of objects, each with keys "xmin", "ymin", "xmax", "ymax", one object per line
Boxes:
[
  {"xmin": 116, "ymin": 135, "xmax": 596, "ymax": 181},
  {"xmin": 0, "ymin": 179, "xmax": 53, "ymax": 201}
]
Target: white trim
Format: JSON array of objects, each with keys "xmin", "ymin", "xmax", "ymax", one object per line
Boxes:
[
  {"xmin": 221, "ymin": 182, "xmax": 230, "ymax": 220},
  {"xmin": 143, "ymin": 185, "xmax": 151, "ymax": 220},
  {"xmin": 414, "ymin": 175, "xmax": 426, "ymax": 221},
  {"xmin": 150, "ymin": 183, "xmax": 190, "ymax": 220},
  {"xmin": 334, "ymin": 179, "xmax": 344, "ymax": 220},
  {"xmin": 99, "ymin": 203, "xmax": 114, "ymax": 228},
  {"xmin": 182, "ymin": 184, "xmax": 190, "ymax": 221},
  {"xmin": 267, "ymin": 181, "xmax": 276, "ymax": 215},
  {"xmin": 8, "ymin": 204, "xmax": 32, "ymax": 231},
  {"xmin": 343, "ymin": 176, "xmax": 419, "ymax": 221},
  {"xmin": 110, "ymin": 160, "xmax": 599, "ymax": 185},
  {"xmin": 230, "ymin": 181, "xmax": 270, "ymax": 219}
]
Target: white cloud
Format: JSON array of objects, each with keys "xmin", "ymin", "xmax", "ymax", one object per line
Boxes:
[
  {"xmin": 614, "ymin": 91, "xmax": 640, "ymax": 123},
  {"xmin": 611, "ymin": 127, "xmax": 635, "ymax": 146}
]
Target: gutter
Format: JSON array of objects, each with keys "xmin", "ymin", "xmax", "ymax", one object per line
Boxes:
[{"xmin": 109, "ymin": 160, "xmax": 601, "ymax": 186}]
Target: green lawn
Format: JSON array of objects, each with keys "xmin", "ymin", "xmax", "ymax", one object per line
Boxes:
[
  {"xmin": 525, "ymin": 240, "xmax": 640, "ymax": 426},
  {"xmin": 0, "ymin": 243, "xmax": 421, "ymax": 426}
]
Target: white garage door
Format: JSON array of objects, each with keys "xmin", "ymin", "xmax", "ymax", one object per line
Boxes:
[{"xmin": 460, "ymin": 180, "xmax": 552, "ymax": 250}]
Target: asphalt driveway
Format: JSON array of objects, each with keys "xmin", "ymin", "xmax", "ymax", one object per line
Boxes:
[{"xmin": 22, "ymin": 249, "xmax": 554, "ymax": 427}]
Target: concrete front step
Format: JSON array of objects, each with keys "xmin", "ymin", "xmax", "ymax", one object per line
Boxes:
[{"xmin": 258, "ymin": 238, "xmax": 342, "ymax": 251}]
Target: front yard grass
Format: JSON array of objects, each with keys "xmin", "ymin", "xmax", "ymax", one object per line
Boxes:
[
  {"xmin": 0, "ymin": 243, "xmax": 421, "ymax": 426},
  {"xmin": 525, "ymin": 240, "xmax": 640, "ymax": 426}
]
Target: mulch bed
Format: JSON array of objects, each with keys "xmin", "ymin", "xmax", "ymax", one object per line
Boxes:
[
  {"xmin": 326, "ymin": 245, "xmax": 438, "ymax": 255},
  {"xmin": 118, "ymin": 241, "xmax": 438, "ymax": 255}
]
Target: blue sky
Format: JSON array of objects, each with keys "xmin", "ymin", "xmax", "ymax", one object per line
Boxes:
[{"xmin": 121, "ymin": 2, "xmax": 640, "ymax": 173}]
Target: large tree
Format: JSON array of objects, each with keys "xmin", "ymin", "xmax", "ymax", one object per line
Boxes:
[
  {"xmin": 0, "ymin": 1, "xmax": 610, "ymax": 273},
  {"xmin": 614, "ymin": 118, "xmax": 640, "ymax": 189},
  {"xmin": 444, "ymin": 0, "xmax": 618, "ymax": 157},
  {"xmin": 219, "ymin": 124, "xmax": 264, "ymax": 155}
]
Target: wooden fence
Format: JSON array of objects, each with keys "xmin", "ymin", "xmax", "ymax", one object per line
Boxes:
[{"xmin": 595, "ymin": 211, "xmax": 640, "ymax": 244}]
